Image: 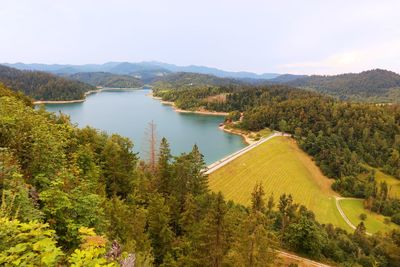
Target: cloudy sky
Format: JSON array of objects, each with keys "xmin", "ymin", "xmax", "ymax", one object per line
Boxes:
[{"xmin": 1, "ymin": 0, "xmax": 399, "ymax": 74}]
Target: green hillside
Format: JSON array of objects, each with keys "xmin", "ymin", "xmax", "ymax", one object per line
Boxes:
[
  {"xmin": 0, "ymin": 65, "xmax": 95, "ymax": 101},
  {"xmin": 287, "ymin": 69, "xmax": 400, "ymax": 103},
  {"xmin": 68, "ymin": 72, "xmax": 144, "ymax": 88}
]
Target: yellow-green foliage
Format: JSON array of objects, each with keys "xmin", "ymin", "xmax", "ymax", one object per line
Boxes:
[
  {"xmin": 69, "ymin": 227, "xmax": 116, "ymax": 267},
  {"xmin": 208, "ymin": 136, "xmax": 350, "ymax": 230},
  {"xmin": 0, "ymin": 217, "xmax": 63, "ymax": 266},
  {"xmin": 338, "ymin": 199, "xmax": 399, "ymax": 234},
  {"xmin": 0, "ymin": 83, "xmax": 32, "ymax": 106}
]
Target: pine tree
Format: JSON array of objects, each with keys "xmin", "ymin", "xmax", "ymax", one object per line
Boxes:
[
  {"xmin": 195, "ymin": 192, "xmax": 228, "ymax": 267},
  {"xmin": 267, "ymin": 193, "xmax": 275, "ymax": 214},
  {"xmin": 179, "ymin": 193, "xmax": 197, "ymax": 234},
  {"xmin": 147, "ymin": 194, "xmax": 174, "ymax": 265},
  {"xmin": 189, "ymin": 144, "xmax": 208, "ymax": 196},
  {"xmin": 157, "ymin": 137, "xmax": 172, "ymax": 195},
  {"xmin": 101, "ymin": 135, "xmax": 137, "ymax": 198},
  {"xmin": 105, "ymin": 196, "xmax": 151, "ymax": 254},
  {"xmin": 227, "ymin": 184, "xmax": 276, "ymax": 266},
  {"xmin": 227, "ymin": 212, "xmax": 276, "ymax": 266},
  {"xmin": 170, "ymin": 146, "xmax": 207, "ymax": 212},
  {"xmin": 144, "ymin": 121, "xmax": 158, "ymax": 173},
  {"xmin": 251, "ymin": 182, "xmax": 265, "ymax": 213},
  {"xmin": 278, "ymin": 194, "xmax": 298, "ymax": 232}
]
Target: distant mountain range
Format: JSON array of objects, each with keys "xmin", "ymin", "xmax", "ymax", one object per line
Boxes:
[
  {"xmin": 3, "ymin": 61, "xmax": 281, "ymax": 82},
  {"xmin": 2, "ymin": 61, "xmax": 399, "ymax": 103}
]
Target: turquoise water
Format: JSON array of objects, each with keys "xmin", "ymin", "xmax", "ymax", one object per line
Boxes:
[{"xmin": 44, "ymin": 89, "xmax": 246, "ymax": 165}]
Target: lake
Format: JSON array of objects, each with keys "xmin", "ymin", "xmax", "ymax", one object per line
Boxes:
[{"xmin": 44, "ymin": 89, "xmax": 247, "ymax": 165}]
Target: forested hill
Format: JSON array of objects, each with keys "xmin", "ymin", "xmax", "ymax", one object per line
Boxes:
[
  {"xmin": 152, "ymin": 72, "xmax": 243, "ymax": 89},
  {"xmin": 67, "ymin": 72, "xmax": 144, "ymax": 88},
  {"xmin": 286, "ymin": 69, "xmax": 400, "ymax": 103},
  {"xmin": 0, "ymin": 65, "xmax": 95, "ymax": 101}
]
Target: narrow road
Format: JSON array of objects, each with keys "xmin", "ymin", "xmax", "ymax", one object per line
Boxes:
[
  {"xmin": 335, "ymin": 197, "xmax": 372, "ymax": 236},
  {"xmin": 205, "ymin": 132, "xmax": 287, "ymax": 174},
  {"xmin": 277, "ymin": 250, "xmax": 332, "ymax": 267}
]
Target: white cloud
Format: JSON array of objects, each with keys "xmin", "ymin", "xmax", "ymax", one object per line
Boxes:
[{"xmin": 278, "ymin": 40, "xmax": 400, "ymax": 75}]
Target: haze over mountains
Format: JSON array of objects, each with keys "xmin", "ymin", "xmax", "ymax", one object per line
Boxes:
[
  {"xmin": 3, "ymin": 61, "xmax": 281, "ymax": 82},
  {"xmin": 1, "ymin": 62, "xmax": 399, "ymax": 103}
]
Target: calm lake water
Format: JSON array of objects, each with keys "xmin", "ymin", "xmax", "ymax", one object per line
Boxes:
[{"xmin": 44, "ymin": 89, "xmax": 246, "ymax": 165}]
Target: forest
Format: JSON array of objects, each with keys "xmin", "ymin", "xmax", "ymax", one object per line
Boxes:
[
  {"xmin": 284, "ymin": 69, "xmax": 400, "ymax": 103},
  {"xmin": 152, "ymin": 72, "xmax": 242, "ymax": 90},
  {"xmin": 0, "ymin": 65, "xmax": 95, "ymax": 101},
  {"xmin": 67, "ymin": 72, "xmax": 144, "ymax": 88},
  {"xmin": 1, "ymin": 83, "xmax": 400, "ymax": 266},
  {"xmin": 154, "ymin": 69, "xmax": 400, "ymax": 104},
  {"xmin": 154, "ymin": 84, "xmax": 400, "ymax": 225}
]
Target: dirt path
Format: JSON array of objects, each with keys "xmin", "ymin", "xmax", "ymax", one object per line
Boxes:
[
  {"xmin": 277, "ymin": 250, "xmax": 332, "ymax": 267},
  {"xmin": 335, "ymin": 197, "xmax": 372, "ymax": 236}
]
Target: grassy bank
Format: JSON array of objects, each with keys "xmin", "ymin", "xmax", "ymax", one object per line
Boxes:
[
  {"xmin": 360, "ymin": 164, "xmax": 400, "ymax": 198},
  {"xmin": 374, "ymin": 169, "xmax": 400, "ymax": 198},
  {"xmin": 220, "ymin": 125, "xmax": 273, "ymax": 145},
  {"xmin": 339, "ymin": 199, "xmax": 399, "ymax": 233}
]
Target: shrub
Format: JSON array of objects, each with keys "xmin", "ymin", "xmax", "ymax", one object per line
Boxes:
[{"xmin": 391, "ymin": 213, "xmax": 400, "ymax": 225}]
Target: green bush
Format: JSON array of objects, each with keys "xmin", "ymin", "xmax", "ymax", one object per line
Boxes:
[{"xmin": 391, "ymin": 213, "xmax": 400, "ymax": 225}]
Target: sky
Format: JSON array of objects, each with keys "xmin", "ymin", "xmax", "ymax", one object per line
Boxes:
[{"xmin": 1, "ymin": 0, "xmax": 400, "ymax": 75}]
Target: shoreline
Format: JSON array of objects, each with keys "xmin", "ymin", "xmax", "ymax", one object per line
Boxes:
[
  {"xmin": 147, "ymin": 92, "xmax": 255, "ymax": 144},
  {"xmin": 148, "ymin": 92, "xmax": 229, "ymax": 116},
  {"xmin": 34, "ymin": 87, "xmax": 144, "ymax": 105},
  {"xmin": 34, "ymin": 99, "xmax": 86, "ymax": 104},
  {"xmin": 218, "ymin": 124, "xmax": 255, "ymax": 145}
]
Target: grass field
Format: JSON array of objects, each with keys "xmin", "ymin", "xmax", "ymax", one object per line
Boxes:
[
  {"xmin": 338, "ymin": 199, "xmax": 399, "ymax": 234},
  {"xmin": 208, "ymin": 136, "xmax": 351, "ymax": 230},
  {"xmin": 360, "ymin": 164, "xmax": 400, "ymax": 198},
  {"xmin": 374, "ymin": 169, "xmax": 400, "ymax": 199}
]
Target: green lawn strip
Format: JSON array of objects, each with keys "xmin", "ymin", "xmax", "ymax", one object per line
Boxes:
[{"xmin": 338, "ymin": 199, "xmax": 399, "ymax": 234}]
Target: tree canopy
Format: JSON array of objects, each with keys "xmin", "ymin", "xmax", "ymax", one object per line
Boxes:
[
  {"xmin": 0, "ymin": 65, "xmax": 95, "ymax": 101},
  {"xmin": 1, "ymin": 84, "xmax": 400, "ymax": 266}
]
